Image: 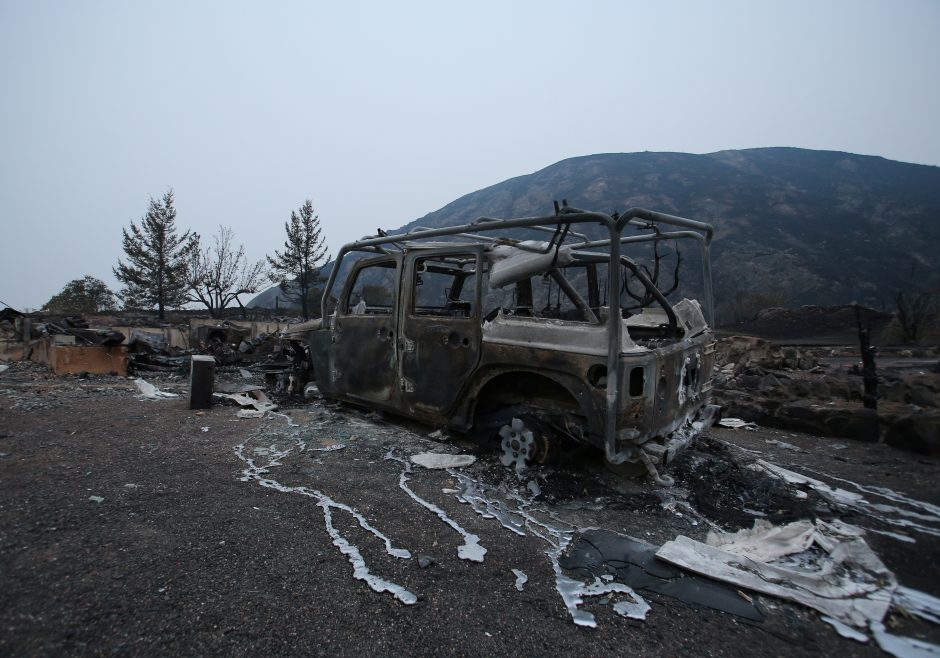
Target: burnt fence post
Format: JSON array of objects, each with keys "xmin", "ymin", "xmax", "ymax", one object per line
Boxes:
[{"xmin": 855, "ymin": 305, "xmax": 878, "ymax": 410}]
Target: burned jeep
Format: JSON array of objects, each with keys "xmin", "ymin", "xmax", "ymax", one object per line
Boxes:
[{"xmin": 288, "ymin": 204, "xmax": 717, "ymax": 484}]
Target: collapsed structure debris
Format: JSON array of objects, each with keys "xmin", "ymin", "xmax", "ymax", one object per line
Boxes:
[
  {"xmin": 37, "ymin": 317, "xmax": 125, "ymax": 347},
  {"xmin": 1, "ymin": 314, "xmax": 131, "ymax": 376},
  {"xmin": 713, "ymin": 336, "xmax": 940, "ymax": 454},
  {"xmin": 1, "ymin": 307, "xmax": 292, "ymax": 382}
]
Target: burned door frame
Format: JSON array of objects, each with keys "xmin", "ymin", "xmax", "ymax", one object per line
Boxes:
[
  {"xmin": 329, "ymin": 254, "xmax": 402, "ymax": 406},
  {"xmin": 398, "ymin": 245, "xmax": 485, "ymax": 420}
]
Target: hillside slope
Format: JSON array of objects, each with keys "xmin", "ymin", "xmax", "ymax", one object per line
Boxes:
[{"xmin": 252, "ymin": 148, "xmax": 940, "ymax": 317}]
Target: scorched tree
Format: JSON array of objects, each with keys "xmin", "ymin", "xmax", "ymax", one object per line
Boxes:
[
  {"xmin": 186, "ymin": 226, "xmax": 267, "ymax": 318},
  {"xmin": 113, "ymin": 190, "xmax": 199, "ymax": 319},
  {"xmin": 267, "ymin": 199, "xmax": 329, "ymax": 320}
]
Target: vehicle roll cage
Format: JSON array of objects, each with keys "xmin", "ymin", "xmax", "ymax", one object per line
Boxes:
[{"xmin": 320, "ymin": 203, "xmax": 714, "ymax": 465}]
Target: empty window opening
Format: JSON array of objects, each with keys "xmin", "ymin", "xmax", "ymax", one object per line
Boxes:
[{"xmin": 629, "ymin": 367, "xmax": 645, "ymax": 397}]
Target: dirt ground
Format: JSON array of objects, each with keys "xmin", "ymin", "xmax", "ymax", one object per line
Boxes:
[{"xmin": 2, "ymin": 363, "xmax": 939, "ymax": 657}]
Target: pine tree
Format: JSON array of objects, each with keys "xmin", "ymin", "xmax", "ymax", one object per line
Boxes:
[
  {"xmin": 267, "ymin": 200, "xmax": 329, "ymax": 320},
  {"xmin": 113, "ymin": 190, "xmax": 199, "ymax": 320}
]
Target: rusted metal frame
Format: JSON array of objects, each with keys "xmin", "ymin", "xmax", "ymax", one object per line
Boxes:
[
  {"xmin": 547, "ymin": 270, "xmax": 599, "ymax": 324},
  {"xmin": 616, "ymin": 208, "xmax": 713, "ymax": 241},
  {"xmin": 604, "ymin": 220, "xmax": 623, "ymax": 464},
  {"xmin": 402, "ymin": 243, "xmax": 486, "ymax": 318},
  {"xmin": 569, "ymin": 252, "xmax": 680, "ymax": 337},
  {"xmin": 322, "ymin": 212, "xmax": 618, "ymax": 323},
  {"xmin": 338, "ymin": 254, "xmax": 400, "ymax": 314},
  {"xmin": 572, "ymin": 229, "xmax": 702, "ymax": 250},
  {"xmin": 406, "ymin": 222, "xmax": 590, "ymax": 246},
  {"xmin": 586, "ymin": 263, "xmax": 600, "ymax": 309},
  {"xmin": 573, "ymin": 229, "xmax": 714, "ymax": 329},
  {"xmin": 619, "ymin": 257, "xmax": 680, "ymax": 337},
  {"xmin": 406, "ymin": 226, "xmax": 517, "ymax": 247},
  {"xmin": 474, "ymin": 217, "xmax": 591, "ymax": 244},
  {"xmin": 618, "ymin": 209, "xmax": 714, "ymax": 330}
]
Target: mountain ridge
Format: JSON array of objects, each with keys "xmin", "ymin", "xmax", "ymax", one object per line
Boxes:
[{"xmin": 251, "ymin": 148, "xmax": 940, "ymax": 319}]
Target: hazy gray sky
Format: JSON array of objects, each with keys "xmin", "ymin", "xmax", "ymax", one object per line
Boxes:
[{"xmin": 1, "ymin": 0, "xmax": 937, "ymax": 310}]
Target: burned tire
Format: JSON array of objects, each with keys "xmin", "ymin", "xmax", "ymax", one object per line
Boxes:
[{"xmin": 498, "ymin": 415, "xmax": 552, "ymax": 474}]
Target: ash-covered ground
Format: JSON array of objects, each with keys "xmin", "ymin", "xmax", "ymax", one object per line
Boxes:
[{"xmin": 1, "ymin": 362, "xmax": 939, "ymax": 656}]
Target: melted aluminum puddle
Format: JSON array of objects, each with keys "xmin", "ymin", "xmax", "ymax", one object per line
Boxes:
[
  {"xmin": 234, "ymin": 438, "xmax": 416, "ymax": 605},
  {"xmin": 450, "ymin": 470, "xmax": 650, "ymax": 627},
  {"xmin": 385, "ymin": 451, "xmax": 486, "ymax": 562}
]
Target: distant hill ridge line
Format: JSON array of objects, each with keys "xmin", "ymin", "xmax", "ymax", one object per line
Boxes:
[{"xmin": 250, "ymin": 147, "xmax": 940, "ymax": 316}]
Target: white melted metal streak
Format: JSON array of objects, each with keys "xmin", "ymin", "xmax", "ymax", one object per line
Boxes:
[
  {"xmin": 759, "ymin": 460, "xmax": 940, "ymax": 540},
  {"xmin": 234, "ymin": 442, "xmax": 416, "ymax": 605},
  {"xmin": 809, "ymin": 467, "xmax": 940, "ymax": 529},
  {"xmin": 267, "ymin": 410, "xmax": 298, "ymax": 427},
  {"xmin": 450, "ymin": 470, "xmax": 650, "ymax": 628},
  {"xmin": 384, "ymin": 451, "xmax": 486, "ymax": 562}
]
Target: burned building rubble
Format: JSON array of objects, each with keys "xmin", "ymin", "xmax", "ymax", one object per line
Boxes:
[
  {"xmin": 279, "ymin": 204, "xmax": 719, "ymax": 482},
  {"xmin": 713, "ymin": 336, "xmax": 940, "ymax": 455},
  {"xmin": 0, "ymin": 308, "xmax": 289, "ymax": 378}
]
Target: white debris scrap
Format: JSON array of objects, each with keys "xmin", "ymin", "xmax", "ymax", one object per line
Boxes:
[
  {"xmin": 410, "ymin": 452, "xmax": 476, "ymax": 470},
  {"xmin": 657, "ymin": 519, "xmax": 896, "ymax": 629},
  {"xmin": 134, "ymin": 379, "xmax": 178, "ymax": 400},
  {"xmin": 718, "ymin": 417, "xmax": 758, "ymax": 430},
  {"xmin": 236, "ymin": 409, "xmax": 265, "ymax": 419},
  {"xmin": 310, "ymin": 443, "xmax": 345, "ymax": 452},
  {"xmin": 706, "ymin": 519, "xmax": 816, "ymax": 563},
  {"xmin": 88, "ymin": 495, "xmax": 104, "ymax": 503},
  {"xmin": 512, "ymin": 569, "xmax": 528, "ymax": 591},
  {"xmin": 527, "ymin": 480, "xmax": 541, "ymax": 497},
  {"xmin": 765, "ymin": 439, "xmax": 802, "ymax": 452},
  {"xmin": 215, "ymin": 389, "xmax": 278, "ymax": 413}
]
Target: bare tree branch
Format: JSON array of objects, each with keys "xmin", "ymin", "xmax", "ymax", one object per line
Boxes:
[{"xmin": 187, "ymin": 226, "xmax": 268, "ymax": 318}]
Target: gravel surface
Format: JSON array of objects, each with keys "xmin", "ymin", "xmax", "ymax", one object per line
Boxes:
[{"xmin": 2, "ymin": 363, "xmax": 939, "ymax": 656}]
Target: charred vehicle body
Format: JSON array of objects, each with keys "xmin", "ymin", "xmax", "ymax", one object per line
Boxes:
[{"xmin": 287, "ymin": 204, "xmax": 717, "ymax": 485}]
